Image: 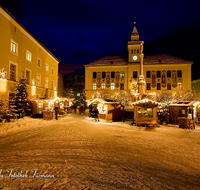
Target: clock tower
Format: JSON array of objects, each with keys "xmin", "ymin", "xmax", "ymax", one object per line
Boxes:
[
  {"xmin": 127, "ymin": 19, "xmax": 144, "ymax": 63},
  {"xmin": 128, "ymin": 19, "xmax": 146, "ymax": 98}
]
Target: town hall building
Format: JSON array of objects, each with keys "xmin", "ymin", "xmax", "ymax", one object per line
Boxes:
[{"xmin": 84, "ymin": 22, "xmax": 192, "ymax": 100}]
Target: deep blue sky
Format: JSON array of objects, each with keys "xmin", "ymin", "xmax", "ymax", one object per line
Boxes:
[{"xmin": 1, "ymin": 0, "xmax": 200, "ymax": 78}]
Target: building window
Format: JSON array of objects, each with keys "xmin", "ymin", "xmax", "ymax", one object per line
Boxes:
[
  {"xmin": 9, "ymin": 63, "xmax": 17, "ymax": 81},
  {"xmin": 45, "ymin": 77, "xmax": 48, "ymax": 88},
  {"xmin": 36, "ymin": 74, "xmax": 40, "ymax": 87},
  {"xmin": 146, "ymin": 71, "xmax": 151, "ymax": 78},
  {"xmin": 25, "ymin": 69, "xmax": 30, "ymax": 84},
  {"xmin": 137, "ymin": 49, "xmax": 139, "ymax": 53},
  {"xmin": 120, "ymin": 83, "xmax": 124, "ymax": 90},
  {"xmin": 131, "ymin": 50, "xmax": 133, "ymax": 54},
  {"xmin": 134, "ymin": 49, "xmax": 136, "ymax": 54},
  {"xmin": 11, "ymin": 40, "xmax": 18, "ymax": 54},
  {"xmin": 93, "ymin": 72, "xmax": 96, "ymax": 79},
  {"xmin": 120, "ymin": 71, "xmax": 124, "ymax": 78},
  {"xmin": 77, "ymin": 93, "xmax": 80, "ymax": 96},
  {"xmin": 167, "ymin": 70, "xmax": 171, "ymax": 78},
  {"xmin": 157, "ymin": 83, "xmax": 161, "ymax": 90},
  {"xmin": 111, "ymin": 71, "xmax": 115, "ymax": 78},
  {"xmin": 102, "ymin": 72, "xmax": 105, "ymax": 79},
  {"xmin": 52, "ymin": 68, "xmax": 54, "ymax": 75},
  {"xmin": 157, "ymin": 71, "xmax": 161, "ymax": 78},
  {"xmin": 45, "ymin": 63, "xmax": 49, "ymax": 72},
  {"xmin": 147, "ymin": 83, "xmax": 151, "ymax": 90},
  {"xmin": 111, "ymin": 83, "xmax": 115, "ymax": 90},
  {"xmin": 26, "ymin": 51, "xmax": 32, "ymax": 61},
  {"xmin": 37, "ymin": 59, "xmax": 41, "ymax": 67},
  {"xmin": 102, "ymin": 83, "xmax": 105, "ymax": 89},
  {"xmin": 133, "ymin": 71, "xmax": 138, "ymax": 78},
  {"xmin": 93, "ymin": 83, "xmax": 96, "ymax": 90},
  {"xmin": 167, "ymin": 83, "xmax": 171, "ymax": 90},
  {"xmin": 178, "ymin": 70, "xmax": 182, "ymax": 78},
  {"xmin": 51, "ymin": 80, "xmax": 54, "ymax": 90},
  {"xmin": 178, "ymin": 83, "xmax": 182, "ymax": 90}
]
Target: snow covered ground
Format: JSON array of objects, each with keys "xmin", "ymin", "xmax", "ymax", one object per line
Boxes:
[{"xmin": 0, "ymin": 111, "xmax": 200, "ymax": 190}]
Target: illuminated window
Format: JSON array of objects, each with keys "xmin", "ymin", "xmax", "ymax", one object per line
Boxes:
[
  {"xmin": 11, "ymin": 40, "xmax": 18, "ymax": 54},
  {"xmin": 111, "ymin": 83, "xmax": 115, "ymax": 90},
  {"xmin": 26, "ymin": 51, "xmax": 32, "ymax": 61},
  {"xmin": 37, "ymin": 58, "xmax": 41, "ymax": 67},
  {"xmin": 45, "ymin": 63, "xmax": 49, "ymax": 72},
  {"xmin": 178, "ymin": 83, "xmax": 182, "ymax": 90},
  {"xmin": 111, "ymin": 72, "xmax": 115, "ymax": 78},
  {"xmin": 120, "ymin": 83, "xmax": 124, "ymax": 90},
  {"xmin": 120, "ymin": 71, "xmax": 124, "ymax": 78},
  {"xmin": 167, "ymin": 70, "xmax": 171, "ymax": 78},
  {"xmin": 147, "ymin": 83, "xmax": 151, "ymax": 90},
  {"xmin": 77, "ymin": 93, "xmax": 80, "ymax": 96},
  {"xmin": 157, "ymin": 71, "xmax": 161, "ymax": 78},
  {"xmin": 167, "ymin": 83, "xmax": 171, "ymax": 90},
  {"xmin": 45, "ymin": 77, "xmax": 48, "ymax": 88},
  {"xmin": 25, "ymin": 69, "xmax": 30, "ymax": 84},
  {"xmin": 51, "ymin": 68, "xmax": 54, "ymax": 75},
  {"xmin": 93, "ymin": 83, "xmax": 96, "ymax": 90},
  {"xmin": 178, "ymin": 70, "xmax": 182, "ymax": 78},
  {"xmin": 102, "ymin": 83, "xmax": 105, "ymax": 89},
  {"xmin": 133, "ymin": 71, "xmax": 137, "ymax": 78},
  {"xmin": 93, "ymin": 72, "xmax": 96, "ymax": 79},
  {"xmin": 146, "ymin": 71, "xmax": 151, "ymax": 78},
  {"xmin": 9, "ymin": 63, "xmax": 16, "ymax": 81},
  {"xmin": 36, "ymin": 74, "xmax": 40, "ymax": 87},
  {"xmin": 102, "ymin": 72, "xmax": 105, "ymax": 79},
  {"xmin": 157, "ymin": 83, "xmax": 161, "ymax": 90},
  {"xmin": 51, "ymin": 80, "xmax": 54, "ymax": 90}
]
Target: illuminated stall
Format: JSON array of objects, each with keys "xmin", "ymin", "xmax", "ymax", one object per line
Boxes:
[
  {"xmin": 89, "ymin": 98, "xmax": 121, "ymax": 122},
  {"xmin": 131, "ymin": 99, "xmax": 161, "ymax": 127},
  {"xmin": 59, "ymin": 98, "xmax": 68, "ymax": 114},
  {"xmin": 31, "ymin": 97, "xmax": 61, "ymax": 118},
  {"xmin": 169, "ymin": 101, "xmax": 200, "ymax": 126}
]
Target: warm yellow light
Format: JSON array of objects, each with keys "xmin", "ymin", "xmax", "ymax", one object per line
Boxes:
[
  {"xmin": 0, "ymin": 78, "xmax": 7, "ymax": 92},
  {"xmin": 32, "ymin": 85, "xmax": 36, "ymax": 95}
]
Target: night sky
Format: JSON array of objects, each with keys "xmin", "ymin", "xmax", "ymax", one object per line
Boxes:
[{"xmin": 1, "ymin": 0, "xmax": 200, "ymax": 79}]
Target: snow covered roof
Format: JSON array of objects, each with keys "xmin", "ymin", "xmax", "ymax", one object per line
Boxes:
[
  {"xmin": 84, "ymin": 55, "xmax": 192, "ymax": 67},
  {"xmin": 89, "ymin": 98, "xmax": 119, "ymax": 105},
  {"xmin": 169, "ymin": 101, "xmax": 200, "ymax": 107},
  {"xmin": 31, "ymin": 97, "xmax": 61, "ymax": 102},
  {"xmin": 131, "ymin": 99, "xmax": 162, "ymax": 106}
]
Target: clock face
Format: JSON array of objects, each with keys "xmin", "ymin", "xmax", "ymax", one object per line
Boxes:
[{"xmin": 133, "ymin": 55, "xmax": 137, "ymax": 60}]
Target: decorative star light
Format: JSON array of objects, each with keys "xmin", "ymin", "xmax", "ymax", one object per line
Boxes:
[{"xmin": 0, "ymin": 68, "xmax": 7, "ymax": 79}]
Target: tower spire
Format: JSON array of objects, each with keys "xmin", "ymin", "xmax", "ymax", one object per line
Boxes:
[{"xmin": 132, "ymin": 17, "xmax": 139, "ymax": 36}]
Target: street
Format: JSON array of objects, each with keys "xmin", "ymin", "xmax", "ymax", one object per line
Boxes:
[{"xmin": 0, "ymin": 112, "xmax": 200, "ymax": 190}]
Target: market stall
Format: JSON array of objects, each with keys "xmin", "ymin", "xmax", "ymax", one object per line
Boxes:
[
  {"xmin": 31, "ymin": 97, "xmax": 61, "ymax": 118},
  {"xmin": 131, "ymin": 99, "xmax": 161, "ymax": 127},
  {"xmin": 169, "ymin": 101, "xmax": 200, "ymax": 124},
  {"xmin": 89, "ymin": 98, "xmax": 121, "ymax": 122}
]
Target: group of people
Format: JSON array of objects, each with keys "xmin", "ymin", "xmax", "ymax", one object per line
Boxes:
[{"xmin": 89, "ymin": 104, "xmax": 99, "ymax": 121}]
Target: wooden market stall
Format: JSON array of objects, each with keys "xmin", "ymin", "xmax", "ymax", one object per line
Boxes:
[
  {"xmin": 169, "ymin": 101, "xmax": 200, "ymax": 127},
  {"xmin": 89, "ymin": 98, "xmax": 122, "ymax": 122},
  {"xmin": 31, "ymin": 97, "xmax": 61, "ymax": 119},
  {"xmin": 131, "ymin": 99, "xmax": 162, "ymax": 127}
]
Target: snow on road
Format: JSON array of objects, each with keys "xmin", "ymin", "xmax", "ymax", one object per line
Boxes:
[{"xmin": 0, "ymin": 112, "xmax": 200, "ymax": 190}]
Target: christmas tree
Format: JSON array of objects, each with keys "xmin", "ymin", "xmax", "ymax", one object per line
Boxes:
[{"xmin": 14, "ymin": 78, "xmax": 29, "ymax": 118}]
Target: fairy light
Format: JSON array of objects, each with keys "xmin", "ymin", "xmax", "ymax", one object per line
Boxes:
[{"xmin": 0, "ymin": 68, "xmax": 7, "ymax": 92}]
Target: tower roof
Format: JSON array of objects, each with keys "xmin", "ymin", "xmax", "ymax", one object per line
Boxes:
[{"xmin": 132, "ymin": 26, "xmax": 139, "ymax": 35}]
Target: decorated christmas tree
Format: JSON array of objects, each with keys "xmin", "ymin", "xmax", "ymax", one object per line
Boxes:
[{"xmin": 14, "ymin": 78, "xmax": 29, "ymax": 118}]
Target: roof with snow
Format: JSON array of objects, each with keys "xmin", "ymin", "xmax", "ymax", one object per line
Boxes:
[
  {"xmin": 131, "ymin": 99, "xmax": 162, "ymax": 107},
  {"xmin": 84, "ymin": 55, "xmax": 193, "ymax": 67}
]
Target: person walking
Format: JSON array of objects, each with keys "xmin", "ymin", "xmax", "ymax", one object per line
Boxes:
[
  {"xmin": 79, "ymin": 105, "xmax": 82, "ymax": 115},
  {"xmin": 95, "ymin": 108, "xmax": 99, "ymax": 122}
]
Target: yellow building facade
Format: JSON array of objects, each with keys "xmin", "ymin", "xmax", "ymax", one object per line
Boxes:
[
  {"xmin": 0, "ymin": 6, "xmax": 59, "ymax": 100},
  {"xmin": 84, "ymin": 24, "xmax": 192, "ymax": 100}
]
